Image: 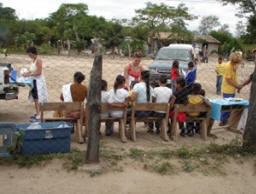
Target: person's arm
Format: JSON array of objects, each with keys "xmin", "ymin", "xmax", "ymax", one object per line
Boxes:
[
  {"xmin": 169, "ymin": 96, "xmax": 176, "ymax": 109},
  {"xmin": 226, "ymin": 78, "xmax": 242, "ymax": 89},
  {"xmin": 238, "ymin": 75, "xmax": 252, "ymax": 93},
  {"xmin": 60, "ymin": 93, "xmax": 64, "ymax": 101},
  {"xmin": 130, "ymin": 92, "xmax": 138, "ymax": 102},
  {"xmin": 152, "ymin": 97, "xmax": 156, "ymax": 103},
  {"xmin": 124, "ymin": 64, "xmax": 130, "ymax": 89}
]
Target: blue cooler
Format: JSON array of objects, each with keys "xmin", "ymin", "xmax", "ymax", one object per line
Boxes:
[
  {"xmin": 0, "ymin": 123, "xmax": 16, "ymax": 157},
  {"xmin": 16, "ymin": 122, "xmax": 72, "ymax": 155}
]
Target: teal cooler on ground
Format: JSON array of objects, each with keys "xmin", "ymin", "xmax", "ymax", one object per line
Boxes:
[{"xmin": 16, "ymin": 122, "xmax": 72, "ymax": 155}]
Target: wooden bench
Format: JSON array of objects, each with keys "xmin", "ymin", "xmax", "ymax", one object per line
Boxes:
[
  {"xmin": 130, "ymin": 103, "xmax": 170, "ymax": 141},
  {"xmin": 100, "ymin": 103, "xmax": 127, "ymax": 143},
  {"xmin": 39, "ymin": 102, "xmax": 84, "ymax": 144},
  {"xmin": 170, "ymin": 104, "xmax": 211, "ymax": 140}
]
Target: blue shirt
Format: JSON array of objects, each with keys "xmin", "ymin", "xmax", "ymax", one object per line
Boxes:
[
  {"xmin": 186, "ymin": 69, "xmax": 196, "ymax": 85},
  {"xmin": 133, "ymin": 82, "xmax": 153, "ymax": 103}
]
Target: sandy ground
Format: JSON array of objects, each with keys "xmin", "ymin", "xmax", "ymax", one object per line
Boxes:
[{"xmin": 0, "ymin": 54, "xmax": 255, "ymax": 194}]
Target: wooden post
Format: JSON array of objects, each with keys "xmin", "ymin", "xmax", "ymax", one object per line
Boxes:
[{"xmin": 86, "ymin": 54, "xmax": 102, "ymax": 163}]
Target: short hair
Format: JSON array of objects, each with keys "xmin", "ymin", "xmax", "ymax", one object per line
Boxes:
[
  {"xmin": 230, "ymin": 52, "xmax": 242, "ymax": 64},
  {"xmin": 192, "ymin": 83, "xmax": 202, "ymax": 94},
  {"xmin": 218, "ymin": 56, "xmax": 222, "ymax": 60},
  {"xmin": 159, "ymin": 75, "xmax": 167, "ymax": 84},
  {"xmin": 188, "ymin": 61, "xmax": 194, "ymax": 68},
  {"xmin": 74, "ymin": 72, "xmax": 85, "ymax": 84},
  {"xmin": 200, "ymin": 89, "xmax": 205, "ymax": 96},
  {"xmin": 101, "ymin": 80, "xmax": 107, "ymax": 90},
  {"xmin": 26, "ymin": 46, "xmax": 37, "ymax": 55},
  {"xmin": 172, "ymin": 60, "xmax": 179, "ymax": 68},
  {"xmin": 176, "ymin": 77, "xmax": 186, "ymax": 88}
]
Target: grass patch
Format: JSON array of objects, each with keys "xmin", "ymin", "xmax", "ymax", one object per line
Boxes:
[
  {"xmin": 154, "ymin": 162, "xmax": 174, "ymax": 175},
  {"xmin": 182, "ymin": 161, "xmax": 196, "ymax": 173},
  {"xmin": 128, "ymin": 148, "xmax": 145, "ymax": 162}
]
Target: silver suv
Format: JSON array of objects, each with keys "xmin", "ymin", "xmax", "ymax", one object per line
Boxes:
[{"xmin": 149, "ymin": 44, "xmax": 194, "ymax": 86}]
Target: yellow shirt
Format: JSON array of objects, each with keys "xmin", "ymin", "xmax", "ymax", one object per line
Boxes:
[
  {"xmin": 216, "ymin": 63, "xmax": 224, "ymax": 76},
  {"xmin": 188, "ymin": 95, "xmax": 207, "ymax": 117},
  {"xmin": 221, "ymin": 61, "xmax": 238, "ymax": 94}
]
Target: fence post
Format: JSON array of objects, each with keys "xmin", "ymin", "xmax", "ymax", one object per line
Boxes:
[{"xmin": 86, "ymin": 54, "xmax": 102, "ymax": 163}]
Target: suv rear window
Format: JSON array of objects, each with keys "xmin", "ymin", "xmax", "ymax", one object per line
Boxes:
[{"xmin": 156, "ymin": 48, "xmax": 191, "ymax": 61}]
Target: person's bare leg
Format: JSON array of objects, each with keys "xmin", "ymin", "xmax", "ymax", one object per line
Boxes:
[{"xmin": 34, "ymin": 99, "xmax": 40, "ymax": 117}]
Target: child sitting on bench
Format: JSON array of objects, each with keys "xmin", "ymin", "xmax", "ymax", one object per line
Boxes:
[{"xmin": 186, "ymin": 83, "xmax": 211, "ymax": 136}]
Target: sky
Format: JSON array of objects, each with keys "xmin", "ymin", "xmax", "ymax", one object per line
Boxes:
[{"xmin": 0, "ymin": 0, "xmax": 245, "ymax": 35}]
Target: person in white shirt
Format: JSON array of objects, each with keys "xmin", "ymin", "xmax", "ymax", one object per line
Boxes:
[
  {"xmin": 101, "ymin": 80, "xmax": 110, "ymax": 135},
  {"xmin": 149, "ymin": 75, "xmax": 172, "ymax": 134},
  {"xmin": 106, "ymin": 75, "xmax": 129, "ymax": 136}
]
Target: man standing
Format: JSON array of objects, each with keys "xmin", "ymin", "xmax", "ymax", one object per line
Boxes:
[
  {"xmin": 219, "ymin": 52, "xmax": 243, "ymax": 126},
  {"xmin": 216, "ymin": 56, "xmax": 224, "ymax": 95}
]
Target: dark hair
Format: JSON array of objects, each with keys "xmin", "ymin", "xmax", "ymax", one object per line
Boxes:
[
  {"xmin": 74, "ymin": 72, "xmax": 85, "ymax": 84},
  {"xmin": 114, "ymin": 75, "xmax": 125, "ymax": 93},
  {"xmin": 133, "ymin": 51, "xmax": 142, "ymax": 58},
  {"xmin": 218, "ymin": 56, "xmax": 223, "ymax": 60},
  {"xmin": 176, "ymin": 77, "xmax": 186, "ymax": 88},
  {"xmin": 141, "ymin": 70, "xmax": 151, "ymax": 102},
  {"xmin": 188, "ymin": 62, "xmax": 194, "ymax": 68},
  {"xmin": 200, "ymin": 89, "xmax": 205, "ymax": 96},
  {"xmin": 192, "ymin": 83, "xmax": 202, "ymax": 94},
  {"xmin": 130, "ymin": 80, "xmax": 139, "ymax": 89},
  {"xmin": 159, "ymin": 75, "xmax": 167, "ymax": 84},
  {"xmin": 172, "ymin": 60, "xmax": 179, "ymax": 69},
  {"xmin": 26, "ymin": 46, "xmax": 37, "ymax": 55},
  {"xmin": 101, "ymin": 80, "xmax": 107, "ymax": 90}
]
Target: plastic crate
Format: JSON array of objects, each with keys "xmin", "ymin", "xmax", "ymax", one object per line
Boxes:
[
  {"xmin": 0, "ymin": 123, "xmax": 16, "ymax": 157},
  {"xmin": 16, "ymin": 122, "xmax": 72, "ymax": 155}
]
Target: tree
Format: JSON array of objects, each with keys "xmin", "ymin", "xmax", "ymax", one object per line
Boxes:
[
  {"xmin": 133, "ymin": 2, "xmax": 195, "ymax": 51},
  {"xmin": 243, "ymin": 57, "xmax": 256, "ymax": 152},
  {"xmin": 218, "ymin": 24, "xmax": 230, "ymax": 33},
  {"xmin": 98, "ymin": 22, "xmax": 125, "ymax": 55},
  {"xmin": 199, "ymin": 15, "xmax": 220, "ymax": 35},
  {"xmin": 236, "ymin": 21, "xmax": 247, "ymax": 38},
  {"xmin": 218, "ymin": 0, "xmax": 256, "ymax": 15}
]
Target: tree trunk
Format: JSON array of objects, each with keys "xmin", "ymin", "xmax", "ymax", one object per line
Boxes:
[
  {"xmin": 67, "ymin": 39, "xmax": 71, "ymax": 56},
  {"xmin": 86, "ymin": 54, "xmax": 102, "ymax": 163},
  {"xmin": 243, "ymin": 58, "xmax": 256, "ymax": 152}
]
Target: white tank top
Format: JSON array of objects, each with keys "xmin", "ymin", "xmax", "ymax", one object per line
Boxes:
[{"xmin": 30, "ymin": 58, "xmax": 38, "ymax": 73}]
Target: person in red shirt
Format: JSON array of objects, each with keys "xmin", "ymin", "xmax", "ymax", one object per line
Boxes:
[{"xmin": 171, "ymin": 60, "xmax": 179, "ymax": 93}]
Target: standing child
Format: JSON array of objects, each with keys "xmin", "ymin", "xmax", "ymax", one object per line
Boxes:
[
  {"xmin": 185, "ymin": 62, "xmax": 196, "ymax": 86},
  {"xmin": 216, "ymin": 57, "xmax": 224, "ymax": 95},
  {"xmin": 149, "ymin": 75, "xmax": 172, "ymax": 134},
  {"xmin": 171, "ymin": 60, "xmax": 179, "ymax": 93},
  {"xmin": 107, "ymin": 75, "xmax": 129, "ymax": 136},
  {"xmin": 186, "ymin": 83, "xmax": 211, "ymax": 136}
]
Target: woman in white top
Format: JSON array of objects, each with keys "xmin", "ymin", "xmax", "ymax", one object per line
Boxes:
[
  {"xmin": 106, "ymin": 75, "xmax": 129, "ymax": 136},
  {"xmin": 23, "ymin": 47, "xmax": 47, "ymax": 122}
]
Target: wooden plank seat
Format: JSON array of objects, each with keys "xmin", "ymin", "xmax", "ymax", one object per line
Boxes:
[
  {"xmin": 101, "ymin": 103, "xmax": 127, "ymax": 143},
  {"xmin": 170, "ymin": 104, "xmax": 211, "ymax": 141},
  {"xmin": 130, "ymin": 103, "xmax": 170, "ymax": 141},
  {"xmin": 39, "ymin": 102, "xmax": 84, "ymax": 144}
]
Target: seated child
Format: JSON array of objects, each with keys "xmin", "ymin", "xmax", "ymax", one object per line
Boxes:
[
  {"xmin": 129, "ymin": 80, "xmax": 139, "ymax": 106},
  {"xmin": 106, "ymin": 75, "xmax": 129, "ymax": 136},
  {"xmin": 169, "ymin": 78, "xmax": 193, "ymax": 136},
  {"xmin": 101, "ymin": 79, "xmax": 110, "ymax": 135},
  {"xmin": 149, "ymin": 75, "xmax": 172, "ymax": 134},
  {"xmin": 186, "ymin": 83, "xmax": 211, "ymax": 136}
]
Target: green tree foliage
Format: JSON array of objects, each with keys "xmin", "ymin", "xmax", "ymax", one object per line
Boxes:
[
  {"xmin": 199, "ymin": 15, "xmax": 220, "ymax": 35},
  {"xmin": 99, "ymin": 22, "xmax": 125, "ymax": 53},
  {"xmin": 210, "ymin": 31, "xmax": 242, "ymax": 56},
  {"xmin": 133, "ymin": 2, "xmax": 195, "ymax": 47}
]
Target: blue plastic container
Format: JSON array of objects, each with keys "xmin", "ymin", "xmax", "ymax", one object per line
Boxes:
[
  {"xmin": 16, "ymin": 122, "xmax": 72, "ymax": 155},
  {"xmin": 0, "ymin": 123, "xmax": 16, "ymax": 157}
]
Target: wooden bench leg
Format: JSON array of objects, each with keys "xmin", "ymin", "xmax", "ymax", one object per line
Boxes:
[
  {"xmin": 130, "ymin": 119, "xmax": 136, "ymax": 141},
  {"xmin": 170, "ymin": 120, "xmax": 177, "ymax": 141},
  {"xmin": 119, "ymin": 121, "xmax": 127, "ymax": 143},
  {"xmin": 200, "ymin": 120, "xmax": 207, "ymax": 140},
  {"xmin": 76, "ymin": 120, "xmax": 84, "ymax": 144},
  {"xmin": 160, "ymin": 119, "xmax": 169, "ymax": 141}
]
